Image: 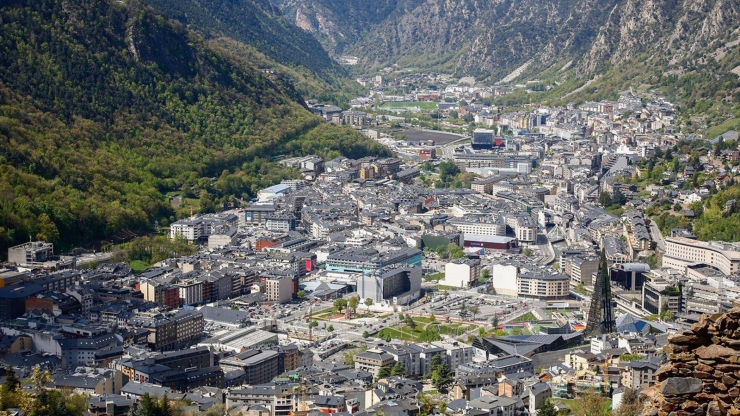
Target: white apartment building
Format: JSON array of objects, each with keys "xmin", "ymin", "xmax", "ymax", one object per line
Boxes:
[
  {"xmin": 440, "ymin": 259, "xmax": 481, "ymax": 289},
  {"xmin": 491, "ymin": 263, "xmax": 518, "ymax": 297},
  {"xmin": 664, "ymin": 237, "xmax": 740, "ymax": 275},
  {"xmin": 170, "ymin": 218, "xmax": 206, "ymax": 241},
  {"xmin": 177, "ymin": 279, "xmax": 203, "ymax": 306},
  {"xmin": 515, "ymin": 216, "xmax": 537, "ymax": 244},
  {"xmin": 448, "ymin": 216, "xmax": 506, "ymax": 236}
]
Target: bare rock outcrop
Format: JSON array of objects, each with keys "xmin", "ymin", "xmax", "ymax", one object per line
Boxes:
[{"xmin": 643, "ymin": 309, "xmax": 740, "ymax": 416}]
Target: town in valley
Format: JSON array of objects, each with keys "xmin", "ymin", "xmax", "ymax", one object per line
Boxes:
[{"xmin": 4, "ymin": 73, "xmax": 740, "ymax": 416}]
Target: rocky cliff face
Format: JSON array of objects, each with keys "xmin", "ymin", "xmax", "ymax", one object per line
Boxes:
[
  {"xmin": 579, "ymin": 0, "xmax": 740, "ymax": 76},
  {"xmin": 275, "ymin": 0, "xmax": 740, "ymax": 86},
  {"xmin": 643, "ymin": 309, "xmax": 740, "ymax": 415}
]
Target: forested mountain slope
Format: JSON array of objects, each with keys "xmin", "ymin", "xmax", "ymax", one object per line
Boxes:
[
  {"xmin": 0, "ymin": 0, "xmax": 388, "ymax": 254},
  {"xmin": 142, "ymin": 0, "xmax": 361, "ymax": 100}
]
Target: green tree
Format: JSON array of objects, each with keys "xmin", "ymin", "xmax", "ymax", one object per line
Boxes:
[
  {"xmin": 310, "ymin": 320, "xmax": 319, "ymax": 328},
  {"xmin": 202, "ymin": 404, "xmax": 225, "ymax": 416},
  {"xmin": 364, "ymin": 298, "xmax": 374, "ymax": 310},
  {"xmin": 137, "ymin": 394, "xmax": 160, "ymax": 416},
  {"xmin": 342, "ymin": 351, "xmax": 355, "ymax": 366},
  {"xmin": 538, "ymin": 398, "xmax": 558, "ymax": 416},
  {"xmin": 327, "ymin": 325, "xmax": 334, "ymax": 332},
  {"xmin": 362, "ymin": 331, "xmax": 370, "ymax": 339},
  {"xmin": 448, "ymin": 243, "xmax": 465, "ymax": 259},
  {"xmin": 614, "ymin": 388, "xmax": 644, "ymax": 416},
  {"xmin": 377, "ymin": 366, "xmax": 392, "ymax": 379},
  {"xmin": 429, "ymin": 354, "xmax": 452, "ymax": 393},
  {"xmin": 612, "ymin": 188, "xmax": 627, "ymax": 206},
  {"xmin": 468, "ymin": 305, "xmax": 479, "ymax": 320},
  {"xmin": 333, "ymin": 298, "xmax": 347, "ymax": 313},
  {"xmin": 480, "ymin": 268, "xmax": 490, "ymax": 281},
  {"xmin": 35, "ymin": 213, "xmax": 60, "ymax": 243},
  {"xmin": 199, "ymin": 190, "xmax": 217, "ymax": 214},
  {"xmin": 4, "ymin": 366, "xmax": 20, "ymax": 392},
  {"xmin": 567, "ymin": 391, "xmax": 609, "ymax": 416},
  {"xmin": 0, "ymin": 366, "xmax": 22, "ymax": 410},
  {"xmin": 297, "ymin": 290, "xmax": 305, "ymax": 299},
  {"xmin": 348, "ymin": 296, "xmax": 360, "ymax": 313},
  {"xmin": 391, "ymin": 361, "xmax": 407, "ymax": 377},
  {"xmin": 406, "ymin": 316, "xmax": 417, "ymax": 329},
  {"xmin": 160, "ymin": 393, "xmax": 171, "ymax": 416},
  {"xmin": 438, "ymin": 160, "xmax": 461, "ymax": 182}
]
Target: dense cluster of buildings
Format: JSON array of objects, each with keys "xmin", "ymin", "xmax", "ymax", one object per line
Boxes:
[{"xmin": 3, "ymin": 81, "xmax": 740, "ymax": 415}]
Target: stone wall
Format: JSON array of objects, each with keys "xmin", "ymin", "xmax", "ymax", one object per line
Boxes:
[{"xmin": 643, "ymin": 309, "xmax": 740, "ymax": 415}]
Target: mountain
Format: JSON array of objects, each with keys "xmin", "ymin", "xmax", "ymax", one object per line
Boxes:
[
  {"xmin": 277, "ymin": 0, "xmax": 740, "ymax": 109},
  {"xmin": 0, "ymin": 0, "xmax": 388, "ymax": 254},
  {"xmin": 273, "ymin": 0, "xmax": 425, "ymax": 56},
  {"xmin": 141, "ymin": 0, "xmax": 363, "ymax": 101}
]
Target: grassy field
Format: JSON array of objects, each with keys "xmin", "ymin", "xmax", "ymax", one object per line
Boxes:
[
  {"xmin": 707, "ymin": 117, "xmax": 740, "ymax": 139},
  {"xmin": 375, "ymin": 320, "xmax": 475, "ymax": 341},
  {"xmin": 424, "ymin": 272, "xmax": 445, "ymax": 282},
  {"xmin": 381, "ymin": 101, "xmax": 439, "ymax": 110},
  {"xmin": 129, "ymin": 260, "xmax": 149, "ymax": 274},
  {"xmin": 308, "ymin": 308, "xmax": 335, "ymax": 320},
  {"xmin": 512, "ymin": 312, "xmax": 538, "ymax": 323},
  {"xmin": 434, "ymin": 284, "xmax": 461, "ymax": 291},
  {"xmin": 375, "ymin": 327, "xmax": 420, "ymax": 341}
]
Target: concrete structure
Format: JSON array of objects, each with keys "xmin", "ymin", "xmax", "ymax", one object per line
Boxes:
[
  {"xmin": 515, "ymin": 216, "xmax": 537, "ymax": 244},
  {"xmin": 490, "ymin": 263, "xmax": 518, "ymax": 297},
  {"xmin": 264, "ymin": 276, "xmax": 293, "ymax": 304},
  {"xmin": 664, "ymin": 237, "xmax": 740, "ymax": 275},
  {"xmin": 610, "ymin": 263, "xmax": 650, "ymax": 291},
  {"xmin": 257, "ymin": 184, "xmax": 291, "ymax": 202},
  {"xmin": 177, "ymin": 279, "xmax": 203, "ymax": 306},
  {"xmin": 219, "ymin": 350, "xmax": 280, "ymax": 385},
  {"xmin": 8, "ymin": 241, "xmax": 54, "ymax": 266},
  {"xmin": 354, "ymin": 349, "xmax": 396, "ymax": 377},
  {"xmin": 0, "ymin": 283, "xmax": 46, "ymax": 321},
  {"xmin": 357, "ymin": 266, "xmax": 422, "ymax": 306},
  {"xmin": 517, "ymin": 273, "xmax": 569, "ymax": 300},
  {"xmin": 448, "ymin": 216, "xmax": 507, "ymax": 237},
  {"xmin": 463, "ymin": 235, "xmax": 519, "ymax": 251},
  {"xmin": 440, "ymin": 259, "xmax": 481, "ymax": 289},
  {"xmin": 326, "ymin": 248, "xmax": 422, "ymax": 273}
]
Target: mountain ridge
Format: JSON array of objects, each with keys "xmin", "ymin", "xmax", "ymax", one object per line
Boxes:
[
  {"xmin": 278, "ymin": 0, "xmax": 740, "ymax": 107},
  {"xmin": 0, "ymin": 0, "xmax": 388, "ymax": 254}
]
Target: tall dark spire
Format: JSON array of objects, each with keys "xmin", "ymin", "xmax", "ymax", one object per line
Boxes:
[{"xmin": 585, "ymin": 249, "xmax": 614, "ymax": 336}]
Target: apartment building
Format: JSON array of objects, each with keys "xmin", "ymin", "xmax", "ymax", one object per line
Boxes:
[
  {"xmin": 264, "ymin": 275, "xmax": 294, "ymax": 304},
  {"xmin": 354, "ymin": 349, "xmax": 396, "ymax": 378},
  {"xmin": 130, "ymin": 309, "xmax": 204, "ymax": 351},
  {"xmin": 219, "ymin": 350, "xmax": 280, "ymax": 385},
  {"xmin": 448, "ymin": 215, "xmax": 506, "ymax": 236},
  {"xmin": 664, "ymin": 236, "xmax": 740, "ymax": 275},
  {"xmin": 441, "ymin": 259, "xmax": 481, "ymax": 289},
  {"xmin": 515, "ymin": 216, "xmax": 537, "ymax": 244},
  {"xmin": 517, "ymin": 273, "xmax": 569, "ymax": 300}
]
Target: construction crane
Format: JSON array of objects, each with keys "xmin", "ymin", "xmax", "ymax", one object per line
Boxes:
[
  {"xmin": 602, "ymin": 354, "xmax": 611, "ymax": 395},
  {"xmin": 289, "ymin": 380, "xmax": 310, "ymax": 416}
]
